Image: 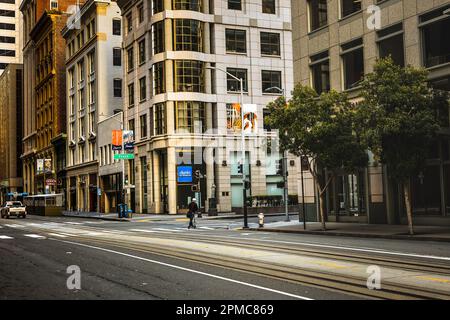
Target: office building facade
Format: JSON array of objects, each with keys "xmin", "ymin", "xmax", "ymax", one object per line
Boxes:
[
  {"xmin": 292, "ymin": 0, "xmax": 450, "ymax": 225},
  {"xmin": 117, "ymin": 0, "xmax": 295, "ymax": 214}
]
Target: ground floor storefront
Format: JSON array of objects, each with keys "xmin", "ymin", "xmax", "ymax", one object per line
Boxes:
[{"xmin": 66, "ymin": 163, "xmax": 99, "ymax": 212}]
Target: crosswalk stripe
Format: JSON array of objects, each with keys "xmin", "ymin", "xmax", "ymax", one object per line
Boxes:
[
  {"xmin": 198, "ymin": 227, "xmax": 215, "ymax": 230},
  {"xmin": 24, "ymin": 234, "xmax": 46, "ymax": 239},
  {"xmin": 64, "ymin": 222, "xmax": 85, "ymax": 225},
  {"xmin": 0, "ymin": 235, "xmax": 13, "ymax": 239},
  {"xmin": 4, "ymin": 224, "xmax": 25, "ymax": 228}
]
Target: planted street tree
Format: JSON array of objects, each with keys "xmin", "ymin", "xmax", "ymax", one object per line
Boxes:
[
  {"xmin": 266, "ymin": 85, "xmax": 368, "ymax": 230},
  {"xmin": 357, "ymin": 57, "xmax": 449, "ymax": 235}
]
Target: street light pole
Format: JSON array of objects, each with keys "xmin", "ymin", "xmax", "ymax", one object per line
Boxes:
[
  {"xmin": 264, "ymin": 86, "xmax": 289, "ymax": 222},
  {"xmin": 206, "ymin": 65, "xmax": 248, "ymax": 229}
]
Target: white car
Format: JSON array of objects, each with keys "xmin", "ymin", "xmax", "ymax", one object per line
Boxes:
[{"xmin": 1, "ymin": 201, "xmax": 27, "ymax": 219}]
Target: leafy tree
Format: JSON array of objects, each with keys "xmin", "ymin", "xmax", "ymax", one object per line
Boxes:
[
  {"xmin": 357, "ymin": 57, "xmax": 449, "ymax": 235},
  {"xmin": 266, "ymin": 85, "xmax": 368, "ymax": 230}
]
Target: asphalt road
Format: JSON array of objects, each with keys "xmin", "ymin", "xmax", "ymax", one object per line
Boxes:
[{"xmin": 1, "ymin": 215, "xmax": 450, "ymax": 300}]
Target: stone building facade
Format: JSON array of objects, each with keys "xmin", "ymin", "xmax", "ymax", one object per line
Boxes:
[
  {"xmin": 117, "ymin": 0, "xmax": 296, "ymax": 214},
  {"xmin": 292, "ymin": 0, "xmax": 450, "ymax": 225}
]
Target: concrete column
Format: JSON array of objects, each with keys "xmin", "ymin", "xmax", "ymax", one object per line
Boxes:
[
  {"xmin": 164, "ymin": 0, "xmax": 172, "ymax": 11},
  {"xmin": 166, "ymin": 100, "xmax": 175, "ymax": 134},
  {"xmin": 164, "ymin": 18, "xmax": 172, "ymax": 51},
  {"xmin": 167, "ymin": 147, "xmax": 177, "ymax": 214},
  {"xmin": 153, "ymin": 151, "xmax": 161, "ymax": 213},
  {"xmin": 205, "ymin": 145, "xmax": 214, "ymax": 211}
]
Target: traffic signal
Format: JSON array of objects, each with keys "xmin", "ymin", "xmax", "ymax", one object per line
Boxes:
[
  {"xmin": 276, "ymin": 159, "xmax": 284, "ymax": 175},
  {"xmin": 244, "ymin": 180, "xmax": 251, "ymax": 190},
  {"xmin": 237, "ymin": 164, "xmax": 243, "ymax": 174},
  {"xmin": 277, "ymin": 182, "xmax": 285, "ymax": 189}
]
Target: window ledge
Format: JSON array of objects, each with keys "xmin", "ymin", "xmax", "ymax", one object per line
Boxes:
[
  {"xmin": 308, "ymin": 25, "xmax": 329, "ymax": 37},
  {"xmin": 261, "ymin": 54, "xmax": 281, "ymax": 58},
  {"xmin": 338, "ymin": 10, "xmax": 363, "ymax": 23},
  {"xmin": 225, "ymin": 51, "xmax": 247, "ymax": 55}
]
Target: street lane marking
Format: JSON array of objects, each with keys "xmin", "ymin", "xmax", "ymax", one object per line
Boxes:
[
  {"xmin": 415, "ymin": 276, "xmax": 450, "ymax": 284},
  {"xmin": 199, "ymin": 227, "xmax": 215, "ymax": 230},
  {"xmin": 153, "ymin": 228, "xmax": 184, "ymax": 233},
  {"xmin": 0, "ymin": 235, "xmax": 13, "ymax": 239},
  {"xmin": 50, "ymin": 238, "xmax": 313, "ymax": 300},
  {"xmin": 64, "ymin": 222, "xmax": 85, "ymax": 225},
  {"xmin": 47, "ymin": 233, "xmax": 68, "ymax": 238},
  {"xmin": 314, "ymin": 261, "xmax": 348, "ymax": 269},
  {"xmin": 24, "ymin": 234, "xmax": 46, "ymax": 239},
  {"xmin": 176, "ymin": 218, "xmax": 189, "ymax": 222},
  {"xmin": 129, "ymin": 229, "xmax": 161, "ymax": 233}
]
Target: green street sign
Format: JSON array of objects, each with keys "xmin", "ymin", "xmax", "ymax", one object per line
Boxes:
[{"xmin": 114, "ymin": 153, "xmax": 135, "ymax": 160}]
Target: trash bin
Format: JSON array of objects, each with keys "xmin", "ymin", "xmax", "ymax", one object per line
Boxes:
[{"xmin": 118, "ymin": 204, "xmax": 124, "ymax": 218}]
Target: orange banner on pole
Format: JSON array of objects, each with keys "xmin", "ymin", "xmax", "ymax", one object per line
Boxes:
[{"xmin": 112, "ymin": 130, "xmax": 123, "ymax": 150}]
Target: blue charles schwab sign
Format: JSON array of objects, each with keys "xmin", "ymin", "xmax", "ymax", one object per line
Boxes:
[{"xmin": 177, "ymin": 166, "xmax": 193, "ymax": 183}]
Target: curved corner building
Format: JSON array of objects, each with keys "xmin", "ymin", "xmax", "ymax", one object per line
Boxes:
[{"xmin": 116, "ymin": 0, "xmax": 294, "ymax": 215}]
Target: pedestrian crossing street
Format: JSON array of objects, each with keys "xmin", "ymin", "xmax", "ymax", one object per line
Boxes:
[{"xmin": 0, "ymin": 219, "xmax": 251, "ymax": 241}]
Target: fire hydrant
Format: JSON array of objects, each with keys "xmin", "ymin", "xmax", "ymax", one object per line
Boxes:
[{"xmin": 258, "ymin": 212, "xmax": 264, "ymax": 228}]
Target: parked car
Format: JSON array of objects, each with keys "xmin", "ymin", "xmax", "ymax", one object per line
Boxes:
[{"xmin": 1, "ymin": 201, "xmax": 27, "ymax": 219}]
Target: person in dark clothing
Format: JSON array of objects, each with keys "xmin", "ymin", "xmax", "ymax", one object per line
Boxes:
[{"xmin": 187, "ymin": 198, "xmax": 198, "ymax": 229}]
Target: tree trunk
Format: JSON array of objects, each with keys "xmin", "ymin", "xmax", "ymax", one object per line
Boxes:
[
  {"xmin": 319, "ymin": 191, "xmax": 327, "ymax": 231},
  {"xmin": 403, "ymin": 180, "xmax": 414, "ymax": 235}
]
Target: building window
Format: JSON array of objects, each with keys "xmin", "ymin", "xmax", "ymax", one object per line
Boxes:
[
  {"xmin": 262, "ymin": 70, "xmax": 282, "ymax": 93},
  {"xmin": 50, "ymin": 0, "xmax": 58, "ymax": 10},
  {"xmin": 140, "ymin": 114, "xmax": 147, "ymax": 138},
  {"xmin": 138, "ymin": 3, "xmax": 144, "ymax": 24},
  {"xmin": 128, "ymin": 83, "xmax": 135, "ymax": 107},
  {"xmin": 128, "ymin": 119, "xmax": 135, "ymax": 134},
  {"xmin": 154, "ymin": 103, "xmax": 166, "ymax": 135},
  {"xmin": 227, "ymin": 68, "xmax": 248, "ymax": 92},
  {"xmin": 113, "ymin": 48, "xmax": 121, "ymax": 66},
  {"xmin": 153, "ymin": 0, "xmax": 164, "ymax": 14},
  {"xmin": 153, "ymin": 61, "xmax": 165, "ymax": 95},
  {"xmin": 377, "ymin": 23, "xmax": 405, "ymax": 67},
  {"xmin": 225, "ymin": 29, "xmax": 246, "ymax": 54},
  {"xmin": 126, "ymin": 12, "xmax": 133, "ymax": 33},
  {"xmin": 341, "ymin": 0, "xmax": 361, "ymax": 18},
  {"xmin": 308, "ymin": 0, "xmax": 328, "ymax": 32},
  {"xmin": 228, "ymin": 0, "xmax": 242, "ymax": 10},
  {"xmin": 262, "ymin": 0, "xmax": 275, "ymax": 14},
  {"xmin": 175, "ymin": 101, "xmax": 206, "ymax": 133},
  {"xmin": 260, "ymin": 32, "xmax": 280, "ymax": 56},
  {"xmin": 127, "ymin": 47, "xmax": 134, "ymax": 71},
  {"xmin": 173, "ymin": 0, "xmax": 202, "ymax": 11},
  {"xmin": 341, "ymin": 38, "xmax": 364, "ymax": 90},
  {"xmin": 174, "ymin": 60, "xmax": 204, "ymax": 92},
  {"xmin": 420, "ymin": 6, "xmax": 450, "ymax": 68},
  {"xmin": 138, "ymin": 39, "xmax": 146, "ymax": 64},
  {"xmin": 113, "ymin": 19, "xmax": 121, "ymax": 35},
  {"xmin": 310, "ymin": 51, "xmax": 330, "ymax": 94},
  {"xmin": 153, "ymin": 21, "xmax": 165, "ymax": 54},
  {"xmin": 113, "ymin": 79, "xmax": 122, "ymax": 97},
  {"xmin": 174, "ymin": 19, "xmax": 203, "ymax": 52},
  {"xmin": 139, "ymin": 77, "xmax": 147, "ymax": 101}
]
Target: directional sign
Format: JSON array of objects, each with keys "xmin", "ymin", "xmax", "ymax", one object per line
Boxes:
[{"xmin": 114, "ymin": 153, "xmax": 135, "ymax": 160}]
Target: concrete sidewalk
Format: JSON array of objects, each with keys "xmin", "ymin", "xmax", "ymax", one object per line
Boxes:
[
  {"xmin": 250, "ymin": 221, "xmax": 450, "ymax": 242},
  {"xmin": 62, "ymin": 210, "xmax": 296, "ymax": 222}
]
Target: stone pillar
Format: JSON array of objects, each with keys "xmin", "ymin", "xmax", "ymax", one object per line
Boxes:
[
  {"xmin": 167, "ymin": 147, "xmax": 177, "ymax": 214},
  {"xmin": 153, "ymin": 151, "xmax": 161, "ymax": 213}
]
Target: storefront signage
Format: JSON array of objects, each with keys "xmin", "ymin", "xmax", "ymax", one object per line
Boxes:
[{"xmin": 177, "ymin": 166, "xmax": 193, "ymax": 183}]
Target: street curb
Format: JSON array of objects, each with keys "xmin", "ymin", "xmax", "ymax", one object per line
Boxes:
[
  {"xmin": 62, "ymin": 214, "xmax": 131, "ymax": 222},
  {"xmin": 248, "ymin": 228, "xmax": 450, "ymax": 243}
]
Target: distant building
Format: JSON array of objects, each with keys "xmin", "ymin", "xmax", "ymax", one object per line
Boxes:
[
  {"xmin": 98, "ymin": 111, "xmax": 124, "ymax": 213},
  {"xmin": 0, "ymin": 63, "xmax": 23, "ymax": 203},
  {"xmin": 0, "ymin": 0, "xmax": 23, "ymax": 75},
  {"xmin": 20, "ymin": 0, "xmax": 84, "ymax": 197},
  {"xmin": 292, "ymin": 0, "xmax": 450, "ymax": 225},
  {"xmin": 62, "ymin": 0, "xmax": 123, "ymax": 212}
]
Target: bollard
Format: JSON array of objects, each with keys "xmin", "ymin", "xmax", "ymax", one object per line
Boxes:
[{"xmin": 258, "ymin": 212, "xmax": 264, "ymax": 228}]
